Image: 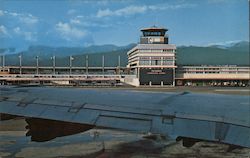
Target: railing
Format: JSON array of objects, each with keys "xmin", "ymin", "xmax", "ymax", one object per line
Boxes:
[{"xmin": 0, "ymin": 74, "xmax": 130, "ymax": 77}]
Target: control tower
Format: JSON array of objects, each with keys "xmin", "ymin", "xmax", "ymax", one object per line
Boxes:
[
  {"xmin": 140, "ymin": 26, "xmax": 168, "ymax": 44},
  {"xmin": 127, "ymin": 26, "xmax": 177, "ymax": 86}
]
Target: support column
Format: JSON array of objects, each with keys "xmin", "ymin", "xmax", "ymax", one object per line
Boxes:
[
  {"xmin": 36, "ymin": 56, "xmax": 39, "ymax": 75},
  {"xmin": 173, "ymin": 68, "xmax": 175, "ymax": 86},
  {"xmin": 118, "ymin": 55, "xmax": 120, "ymax": 75},
  {"xmin": 102, "ymin": 55, "xmax": 105, "ymax": 76},
  {"xmin": 86, "ymin": 55, "xmax": 88, "ymax": 75},
  {"xmin": 2, "ymin": 54, "xmax": 5, "ymax": 68},
  {"xmin": 19, "ymin": 54, "xmax": 22, "ymax": 74}
]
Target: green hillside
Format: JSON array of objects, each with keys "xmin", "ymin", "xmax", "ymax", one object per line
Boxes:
[
  {"xmin": 2, "ymin": 41, "xmax": 249, "ymax": 67},
  {"xmin": 176, "ymin": 46, "xmax": 249, "ymax": 66}
]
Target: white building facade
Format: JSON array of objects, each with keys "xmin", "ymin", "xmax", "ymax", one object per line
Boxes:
[{"xmin": 127, "ymin": 27, "xmax": 177, "ymax": 86}]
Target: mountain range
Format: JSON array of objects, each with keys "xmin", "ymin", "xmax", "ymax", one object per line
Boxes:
[{"xmin": 1, "ymin": 41, "xmax": 249, "ymax": 67}]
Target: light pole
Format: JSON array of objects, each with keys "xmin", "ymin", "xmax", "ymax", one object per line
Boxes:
[
  {"xmin": 102, "ymin": 55, "xmax": 105, "ymax": 75},
  {"xmin": 118, "ymin": 55, "xmax": 121, "ymax": 75},
  {"xmin": 2, "ymin": 54, "xmax": 5, "ymax": 68},
  {"xmin": 18, "ymin": 54, "xmax": 22, "ymax": 74},
  {"xmin": 0, "ymin": 54, "xmax": 2, "ymax": 68},
  {"xmin": 36, "ymin": 56, "xmax": 39, "ymax": 75},
  {"xmin": 69, "ymin": 55, "xmax": 74, "ymax": 75},
  {"xmin": 85, "ymin": 55, "xmax": 88, "ymax": 75},
  {"xmin": 51, "ymin": 55, "xmax": 56, "ymax": 75}
]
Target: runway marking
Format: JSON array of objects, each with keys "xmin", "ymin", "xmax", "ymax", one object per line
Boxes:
[
  {"xmin": 240, "ymin": 102, "xmax": 250, "ymax": 105},
  {"xmin": 214, "ymin": 89, "xmax": 250, "ymax": 92}
]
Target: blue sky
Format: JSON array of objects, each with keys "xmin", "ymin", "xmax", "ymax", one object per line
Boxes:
[{"xmin": 0, "ymin": 0, "xmax": 249, "ymax": 50}]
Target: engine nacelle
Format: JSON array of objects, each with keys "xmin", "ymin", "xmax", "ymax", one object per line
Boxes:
[
  {"xmin": 0, "ymin": 113, "xmax": 19, "ymax": 120},
  {"xmin": 25, "ymin": 118, "xmax": 94, "ymax": 142},
  {"xmin": 176, "ymin": 137, "xmax": 200, "ymax": 148}
]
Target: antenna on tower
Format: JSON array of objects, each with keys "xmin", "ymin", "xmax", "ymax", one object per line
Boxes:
[
  {"xmin": 156, "ymin": 16, "xmax": 159, "ymax": 27},
  {"xmin": 154, "ymin": 16, "xmax": 159, "ymax": 28}
]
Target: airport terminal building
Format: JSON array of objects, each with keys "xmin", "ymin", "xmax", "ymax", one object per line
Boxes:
[
  {"xmin": 127, "ymin": 27, "xmax": 177, "ymax": 86},
  {"xmin": 127, "ymin": 26, "xmax": 250, "ymax": 86},
  {"xmin": 0, "ymin": 26, "xmax": 249, "ymax": 87}
]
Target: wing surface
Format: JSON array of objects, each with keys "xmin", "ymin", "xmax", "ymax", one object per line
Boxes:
[{"xmin": 0, "ymin": 86, "xmax": 249, "ymax": 147}]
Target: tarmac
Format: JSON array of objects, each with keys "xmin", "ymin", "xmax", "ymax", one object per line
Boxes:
[{"xmin": 0, "ymin": 86, "xmax": 250, "ymax": 158}]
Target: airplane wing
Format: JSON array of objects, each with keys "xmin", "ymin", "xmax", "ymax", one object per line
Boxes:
[{"xmin": 0, "ymin": 86, "xmax": 249, "ymax": 148}]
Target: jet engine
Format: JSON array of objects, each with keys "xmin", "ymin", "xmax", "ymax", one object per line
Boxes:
[{"xmin": 25, "ymin": 118, "xmax": 94, "ymax": 142}]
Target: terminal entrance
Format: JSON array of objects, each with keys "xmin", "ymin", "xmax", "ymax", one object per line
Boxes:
[{"xmin": 139, "ymin": 68, "xmax": 174, "ymax": 86}]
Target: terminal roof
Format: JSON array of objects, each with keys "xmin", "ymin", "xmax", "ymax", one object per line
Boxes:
[
  {"xmin": 141, "ymin": 26, "xmax": 168, "ymax": 32},
  {"xmin": 127, "ymin": 44, "xmax": 176, "ymax": 55}
]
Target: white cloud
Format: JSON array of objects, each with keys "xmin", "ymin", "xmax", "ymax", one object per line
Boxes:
[
  {"xmin": 96, "ymin": 5, "xmax": 147, "ymax": 18},
  {"xmin": 13, "ymin": 27, "xmax": 37, "ymax": 41},
  {"xmin": 208, "ymin": 0, "xmax": 228, "ymax": 4},
  {"xmin": 67, "ymin": 9, "xmax": 76, "ymax": 15},
  {"xmin": 19, "ymin": 15, "xmax": 39, "ymax": 25},
  {"xmin": 96, "ymin": 9, "xmax": 113, "ymax": 18},
  {"xmin": 1, "ymin": 10, "xmax": 39, "ymax": 25},
  {"xmin": 0, "ymin": 10, "xmax": 38, "ymax": 41},
  {"xmin": 23, "ymin": 32, "xmax": 36, "ymax": 41},
  {"xmin": 13, "ymin": 27, "xmax": 21, "ymax": 34},
  {"xmin": 76, "ymin": 15, "xmax": 84, "ymax": 18},
  {"xmin": 9, "ymin": 12, "xmax": 19, "ymax": 16},
  {"xmin": 0, "ymin": 10, "xmax": 4, "ymax": 16},
  {"xmin": 55, "ymin": 22, "xmax": 87, "ymax": 41},
  {"xmin": 0, "ymin": 25, "xmax": 10, "ymax": 37},
  {"xmin": 96, "ymin": 0, "xmax": 109, "ymax": 5},
  {"xmin": 70, "ymin": 16, "xmax": 112, "ymax": 28},
  {"xmin": 116, "ymin": 5, "xmax": 147, "ymax": 15},
  {"xmin": 96, "ymin": 3, "xmax": 196, "ymax": 18},
  {"xmin": 206, "ymin": 40, "xmax": 244, "ymax": 47},
  {"xmin": 148, "ymin": 3, "xmax": 196, "ymax": 10},
  {"xmin": 72, "ymin": 0, "xmax": 110, "ymax": 5},
  {"xmin": 70, "ymin": 19, "xmax": 81, "ymax": 25}
]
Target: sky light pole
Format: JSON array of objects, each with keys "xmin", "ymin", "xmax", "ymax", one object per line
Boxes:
[
  {"xmin": 85, "ymin": 55, "xmax": 88, "ymax": 75},
  {"xmin": 102, "ymin": 55, "xmax": 105, "ymax": 75},
  {"xmin": 36, "ymin": 56, "xmax": 39, "ymax": 75},
  {"xmin": 69, "ymin": 55, "xmax": 74, "ymax": 75},
  {"xmin": 2, "ymin": 54, "xmax": 5, "ymax": 68},
  {"xmin": 0, "ymin": 54, "xmax": 3, "ymax": 67},
  {"xmin": 51, "ymin": 55, "xmax": 56, "ymax": 75},
  {"xmin": 18, "ymin": 54, "xmax": 22, "ymax": 74},
  {"xmin": 118, "ymin": 55, "xmax": 121, "ymax": 75}
]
